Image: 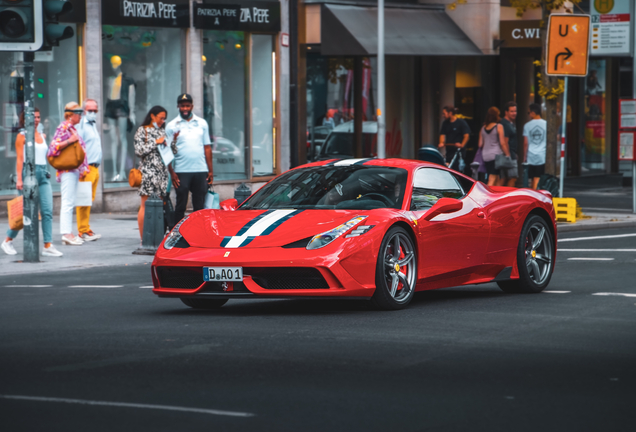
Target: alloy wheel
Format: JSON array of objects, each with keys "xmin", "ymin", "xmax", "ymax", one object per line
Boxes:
[
  {"xmin": 524, "ymin": 222, "xmax": 553, "ymax": 285},
  {"xmin": 383, "ymin": 232, "xmax": 416, "ymax": 303}
]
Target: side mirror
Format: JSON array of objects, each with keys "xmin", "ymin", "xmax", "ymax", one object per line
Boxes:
[
  {"xmin": 423, "ymin": 197, "xmax": 463, "ymax": 221},
  {"xmin": 220, "ymin": 198, "xmax": 238, "ymax": 211}
]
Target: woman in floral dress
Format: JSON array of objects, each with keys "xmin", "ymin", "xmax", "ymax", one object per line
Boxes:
[{"xmin": 134, "ymin": 106, "xmax": 177, "ymax": 238}]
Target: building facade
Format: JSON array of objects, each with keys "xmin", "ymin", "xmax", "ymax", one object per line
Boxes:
[{"xmin": 0, "ymin": 0, "xmax": 289, "ymax": 214}]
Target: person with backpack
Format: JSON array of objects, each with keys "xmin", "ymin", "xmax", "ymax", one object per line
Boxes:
[{"xmin": 523, "ymin": 103, "xmax": 547, "ymax": 190}]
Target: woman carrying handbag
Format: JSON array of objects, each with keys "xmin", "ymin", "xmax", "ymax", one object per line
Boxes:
[
  {"xmin": 478, "ymin": 107, "xmax": 510, "ymax": 187},
  {"xmin": 48, "ymin": 102, "xmax": 89, "ymax": 246},
  {"xmin": 134, "ymin": 106, "xmax": 177, "ymax": 240}
]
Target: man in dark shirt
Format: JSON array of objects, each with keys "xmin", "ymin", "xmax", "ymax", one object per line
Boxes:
[
  {"xmin": 438, "ymin": 106, "xmax": 470, "ymax": 171},
  {"xmin": 500, "ymin": 101, "xmax": 518, "ymax": 187}
]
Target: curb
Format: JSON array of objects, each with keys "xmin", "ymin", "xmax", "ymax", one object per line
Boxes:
[{"xmin": 558, "ymin": 220, "xmax": 636, "ymax": 233}]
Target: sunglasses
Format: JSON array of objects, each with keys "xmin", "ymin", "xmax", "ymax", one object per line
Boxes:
[{"xmin": 87, "ymin": 110, "xmax": 98, "ymax": 114}]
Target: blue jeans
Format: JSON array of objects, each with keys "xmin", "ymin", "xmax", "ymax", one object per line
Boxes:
[{"xmin": 6, "ymin": 165, "xmax": 53, "ymax": 244}]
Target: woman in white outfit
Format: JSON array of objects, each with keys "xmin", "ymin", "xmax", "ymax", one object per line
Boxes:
[
  {"xmin": 48, "ymin": 102, "xmax": 89, "ymax": 246},
  {"xmin": 1, "ymin": 108, "xmax": 63, "ymax": 257}
]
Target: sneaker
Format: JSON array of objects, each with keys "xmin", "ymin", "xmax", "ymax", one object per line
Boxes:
[
  {"xmin": 1, "ymin": 240, "xmax": 17, "ymax": 255},
  {"xmin": 80, "ymin": 231, "xmax": 101, "ymax": 242},
  {"xmin": 61, "ymin": 235, "xmax": 83, "ymax": 246},
  {"xmin": 42, "ymin": 244, "xmax": 63, "ymax": 257}
]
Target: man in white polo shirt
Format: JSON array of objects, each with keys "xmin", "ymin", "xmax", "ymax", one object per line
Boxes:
[
  {"xmin": 166, "ymin": 94, "xmax": 213, "ymax": 222},
  {"xmin": 75, "ymin": 98, "xmax": 102, "ymax": 241}
]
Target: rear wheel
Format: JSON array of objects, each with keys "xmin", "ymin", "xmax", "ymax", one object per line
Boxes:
[
  {"xmin": 180, "ymin": 298, "xmax": 228, "ymax": 309},
  {"xmin": 498, "ymin": 214, "xmax": 554, "ymax": 293},
  {"xmin": 371, "ymin": 226, "xmax": 417, "ymax": 310}
]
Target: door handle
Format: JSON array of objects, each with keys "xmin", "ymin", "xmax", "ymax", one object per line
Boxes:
[{"xmin": 477, "ymin": 212, "xmax": 486, "ymax": 219}]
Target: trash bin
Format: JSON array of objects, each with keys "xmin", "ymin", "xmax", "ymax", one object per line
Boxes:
[
  {"xmin": 417, "ymin": 145, "xmax": 446, "ymax": 166},
  {"xmin": 234, "ymin": 183, "xmax": 251, "ymax": 205}
]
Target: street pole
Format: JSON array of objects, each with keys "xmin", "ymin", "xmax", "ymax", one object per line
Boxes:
[
  {"xmin": 22, "ymin": 51, "xmax": 40, "ymax": 262},
  {"xmin": 633, "ymin": 0, "xmax": 636, "ymax": 214},
  {"xmin": 559, "ymin": 76, "xmax": 568, "ymax": 198},
  {"xmin": 377, "ymin": 0, "xmax": 385, "ymax": 159}
]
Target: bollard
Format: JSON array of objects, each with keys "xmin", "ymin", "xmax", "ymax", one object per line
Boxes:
[
  {"xmin": 133, "ymin": 194, "xmax": 164, "ymax": 255},
  {"xmin": 234, "ymin": 183, "xmax": 252, "ymax": 206},
  {"xmin": 522, "ymin": 162, "xmax": 529, "ymax": 188}
]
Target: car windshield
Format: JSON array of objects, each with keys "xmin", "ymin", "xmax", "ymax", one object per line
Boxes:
[{"xmin": 241, "ymin": 165, "xmax": 408, "ymax": 210}]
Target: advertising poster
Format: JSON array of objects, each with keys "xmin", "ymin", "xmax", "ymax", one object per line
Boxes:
[{"xmin": 583, "ymin": 59, "xmax": 606, "ymax": 171}]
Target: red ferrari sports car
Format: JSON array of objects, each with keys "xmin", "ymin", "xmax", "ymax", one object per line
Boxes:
[{"xmin": 152, "ymin": 158, "xmax": 557, "ymax": 310}]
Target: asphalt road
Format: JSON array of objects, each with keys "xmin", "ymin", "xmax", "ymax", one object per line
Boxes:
[{"xmin": 1, "ymin": 227, "xmax": 635, "ymax": 431}]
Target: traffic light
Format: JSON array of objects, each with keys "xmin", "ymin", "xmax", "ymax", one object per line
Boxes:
[
  {"xmin": 0, "ymin": 0, "xmax": 43, "ymax": 51},
  {"xmin": 42, "ymin": 0, "xmax": 73, "ymax": 48}
]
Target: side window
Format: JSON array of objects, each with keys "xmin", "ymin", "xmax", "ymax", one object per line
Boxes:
[{"xmin": 411, "ymin": 169, "xmax": 464, "ymax": 211}]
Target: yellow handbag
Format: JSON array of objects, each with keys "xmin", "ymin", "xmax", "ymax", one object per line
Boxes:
[
  {"xmin": 129, "ymin": 168, "xmax": 142, "ymax": 188},
  {"xmin": 47, "ymin": 141, "xmax": 85, "ymax": 170}
]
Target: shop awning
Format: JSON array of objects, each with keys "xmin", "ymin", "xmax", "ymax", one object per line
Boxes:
[{"xmin": 321, "ymin": 4, "xmax": 482, "ymax": 56}]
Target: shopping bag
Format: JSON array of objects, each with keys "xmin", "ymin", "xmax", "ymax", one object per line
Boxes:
[
  {"xmin": 205, "ymin": 188, "xmax": 220, "ymax": 209},
  {"xmin": 7, "ymin": 196, "xmax": 23, "ymax": 231},
  {"xmin": 75, "ymin": 181, "xmax": 93, "ymax": 207}
]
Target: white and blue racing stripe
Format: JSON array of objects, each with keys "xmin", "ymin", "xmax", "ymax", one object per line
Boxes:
[
  {"xmin": 221, "ymin": 209, "xmax": 304, "ymax": 248},
  {"xmin": 326, "ymin": 158, "xmax": 372, "ymax": 166}
]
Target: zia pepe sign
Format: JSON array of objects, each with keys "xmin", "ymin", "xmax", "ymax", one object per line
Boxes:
[
  {"xmin": 194, "ymin": 1, "xmax": 281, "ymax": 32},
  {"xmin": 103, "ymin": 0, "xmax": 191, "ymax": 28}
]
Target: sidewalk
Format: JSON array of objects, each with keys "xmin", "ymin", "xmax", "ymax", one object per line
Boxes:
[
  {"xmin": 0, "ymin": 213, "xmax": 149, "ymax": 277},
  {"xmin": 557, "ymin": 211, "xmax": 636, "ymax": 233}
]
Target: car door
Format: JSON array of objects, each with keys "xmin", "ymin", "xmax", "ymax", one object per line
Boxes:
[{"xmin": 410, "ymin": 168, "xmax": 491, "ymax": 280}]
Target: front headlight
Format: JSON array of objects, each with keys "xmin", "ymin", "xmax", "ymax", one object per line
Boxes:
[
  {"xmin": 163, "ymin": 216, "xmax": 189, "ymax": 250},
  {"xmin": 306, "ymin": 216, "xmax": 367, "ymax": 250}
]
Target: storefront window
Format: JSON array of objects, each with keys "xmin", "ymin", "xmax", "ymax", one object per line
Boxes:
[
  {"xmin": 203, "ymin": 31, "xmax": 247, "ymax": 181},
  {"xmin": 0, "ymin": 26, "xmax": 79, "ymax": 195},
  {"xmin": 583, "ymin": 59, "xmax": 606, "ymax": 174},
  {"xmin": 101, "ymin": 25, "xmax": 182, "ymax": 184},
  {"xmin": 251, "ymin": 34, "xmax": 275, "ymax": 176},
  {"xmin": 306, "ymin": 56, "xmax": 377, "ymax": 160}
]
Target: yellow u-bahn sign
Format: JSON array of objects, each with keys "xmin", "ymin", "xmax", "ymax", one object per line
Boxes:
[{"xmin": 546, "ymin": 14, "xmax": 591, "ymax": 77}]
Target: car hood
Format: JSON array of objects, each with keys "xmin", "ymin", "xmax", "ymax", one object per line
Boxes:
[{"xmin": 179, "ymin": 209, "xmax": 374, "ymax": 248}]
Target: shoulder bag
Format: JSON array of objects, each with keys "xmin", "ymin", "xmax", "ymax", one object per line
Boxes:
[
  {"xmin": 47, "ymin": 141, "xmax": 85, "ymax": 171},
  {"xmin": 494, "ymin": 125, "xmax": 515, "ymax": 170}
]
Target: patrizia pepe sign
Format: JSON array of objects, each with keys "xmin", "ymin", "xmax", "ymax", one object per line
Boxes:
[
  {"xmin": 102, "ymin": 0, "xmax": 190, "ymax": 28},
  {"xmin": 194, "ymin": 1, "xmax": 281, "ymax": 32}
]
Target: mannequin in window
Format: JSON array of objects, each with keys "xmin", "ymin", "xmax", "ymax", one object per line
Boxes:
[{"xmin": 105, "ymin": 55, "xmax": 136, "ymax": 181}]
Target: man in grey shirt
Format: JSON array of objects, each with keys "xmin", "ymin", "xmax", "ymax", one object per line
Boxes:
[{"xmin": 500, "ymin": 101, "xmax": 518, "ymax": 187}]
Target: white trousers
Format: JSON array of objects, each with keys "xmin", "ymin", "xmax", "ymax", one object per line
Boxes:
[{"xmin": 60, "ymin": 171, "xmax": 79, "ymax": 235}]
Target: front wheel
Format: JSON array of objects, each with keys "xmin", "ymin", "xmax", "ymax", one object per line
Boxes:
[
  {"xmin": 180, "ymin": 298, "xmax": 228, "ymax": 309},
  {"xmin": 498, "ymin": 214, "xmax": 554, "ymax": 293},
  {"xmin": 371, "ymin": 226, "xmax": 417, "ymax": 310}
]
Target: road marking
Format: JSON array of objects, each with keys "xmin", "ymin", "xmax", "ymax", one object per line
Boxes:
[
  {"xmin": 593, "ymin": 293, "xmax": 636, "ymax": 298},
  {"xmin": 139, "ymin": 286, "xmax": 154, "ymax": 289},
  {"xmin": 558, "ymin": 233, "xmax": 636, "ymax": 243},
  {"xmin": 3, "ymin": 285, "xmax": 52, "ymax": 288},
  {"xmin": 543, "ymin": 290, "xmax": 571, "ymax": 293},
  {"xmin": 559, "ymin": 249, "xmax": 636, "ymax": 252},
  {"xmin": 67, "ymin": 285, "xmax": 124, "ymax": 288},
  {"xmin": 0, "ymin": 395, "xmax": 254, "ymax": 418},
  {"xmin": 567, "ymin": 257, "xmax": 614, "ymax": 261}
]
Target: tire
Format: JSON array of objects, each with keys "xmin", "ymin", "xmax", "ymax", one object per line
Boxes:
[
  {"xmin": 180, "ymin": 298, "xmax": 228, "ymax": 309},
  {"xmin": 371, "ymin": 226, "xmax": 417, "ymax": 310},
  {"xmin": 498, "ymin": 214, "xmax": 554, "ymax": 293}
]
